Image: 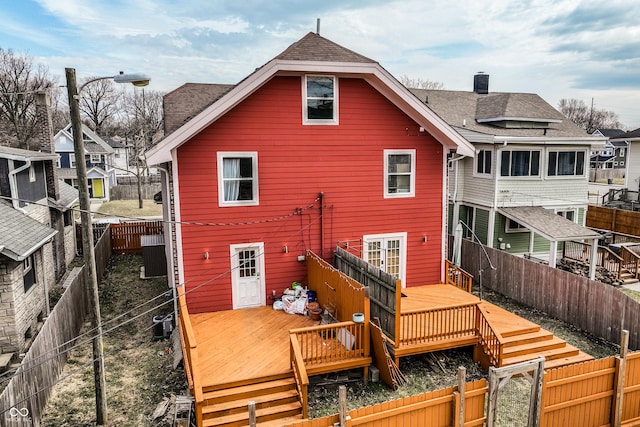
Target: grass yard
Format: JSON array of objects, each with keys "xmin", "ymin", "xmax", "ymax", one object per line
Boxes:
[{"xmin": 96, "ymin": 199, "xmax": 162, "ymax": 219}]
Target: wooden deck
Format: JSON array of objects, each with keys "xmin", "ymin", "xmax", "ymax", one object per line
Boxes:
[
  {"xmin": 400, "ymin": 283, "xmax": 479, "ymax": 311},
  {"xmin": 190, "ymin": 307, "xmax": 319, "ymax": 388}
]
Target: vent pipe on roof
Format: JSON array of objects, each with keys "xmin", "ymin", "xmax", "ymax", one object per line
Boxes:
[
  {"xmin": 316, "ymin": 18, "xmax": 321, "ymax": 35},
  {"xmin": 474, "ymin": 72, "xmax": 489, "ymax": 94}
]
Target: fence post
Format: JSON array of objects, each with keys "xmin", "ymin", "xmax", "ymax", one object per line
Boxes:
[
  {"xmin": 613, "ymin": 329, "xmax": 629, "ymax": 427},
  {"xmin": 458, "ymin": 366, "xmax": 466, "ymax": 427},
  {"xmin": 248, "ymin": 401, "xmax": 256, "ymax": 427},
  {"xmin": 339, "ymin": 385, "xmax": 348, "ymax": 427}
]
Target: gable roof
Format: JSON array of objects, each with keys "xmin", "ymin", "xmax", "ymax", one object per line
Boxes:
[
  {"xmin": 409, "ymin": 89, "xmax": 604, "ymax": 145},
  {"xmin": 612, "ymin": 127, "xmax": 640, "ymax": 140},
  {"xmin": 593, "ymin": 128, "xmax": 626, "ymax": 138},
  {"xmin": 55, "ymin": 124, "xmax": 115, "ymax": 155},
  {"xmin": 147, "ymin": 32, "xmax": 474, "ymax": 164},
  {"xmin": 0, "ymin": 200, "xmax": 57, "ymax": 261},
  {"xmin": 164, "ymin": 83, "xmax": 235, "ymax": 134}
]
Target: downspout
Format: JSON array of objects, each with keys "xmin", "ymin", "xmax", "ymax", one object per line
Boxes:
[
  {"xmin": 448, "ymin": 154, "xmax": 465, "ymax": 227},
  {"xmin": 319, "ymin": 192, "xmax": 324, "ymax": 258},
  {"xmin": 155, "ymin": 163, "xmax": 179, "ymax": 323}
]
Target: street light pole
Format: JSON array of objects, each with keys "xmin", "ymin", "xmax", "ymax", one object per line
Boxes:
[{"xmin": 65, "ymin": 67, "xmax": 108, "ymax": 424}]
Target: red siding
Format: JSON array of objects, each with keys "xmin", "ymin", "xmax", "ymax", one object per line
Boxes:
[{"xmin": 177, "ymin": 76, "xmax": 444, "ymax": 313}]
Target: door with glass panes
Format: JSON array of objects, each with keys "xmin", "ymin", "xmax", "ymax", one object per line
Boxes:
[
  {"xmin": 363, "ymin": 233, "xmax": 407, "ymax": 286},
  {"xmin": 230, "ymin": 243, "xmax": 265, "ymax": 309}
]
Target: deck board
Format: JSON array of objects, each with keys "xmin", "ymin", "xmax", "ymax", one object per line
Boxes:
[
  {"xmin": 400, "ymin": 284, "xmax": 479, "ymax": 312},
  {"xmin": 190, "ymin": 307, "xmax": 318, "ymax": 387}
]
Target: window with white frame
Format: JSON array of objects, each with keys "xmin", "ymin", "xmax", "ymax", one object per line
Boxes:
[
  {"xmin": 56, "ymin": 155, "xmax": 61, "ymax": 168},
  {"xmin": 500, "ymin": 150, "xmax": 540, "ymax": 177},
  {"xmin": 384, "ymin": 150, "xmax": 416, "ymax": 198},
  {"xmin": 475, "ymin": 149, "xmax": 492, "ymax": 176},
  {"xmin": 90, "ymin": 154, "xmax": 101, "ymax": 164},
  {"xmin": 621, "ymin": 161, "xmax": 625, "ymax": 166},
  {"xmin": 506, "ymin": 218, "xmax": 528, "ymax": 232},
  {"xmin": 620, "ymin": 148, "xmax": 626, "ymax": 157},
  {"xmin": 303, "ymin": 75, "xmax": 337, "ymax": 124},
  {"xmin": 69, "ymin": 153, "xmax": 76, "ymax": 168},
  {"xmin": 29, "ymin": 164, "xmax": 36, "ymax": 182},
  {"xmin": 217, "ymin": 152, "xmax": 258, "ymax": 206},
  {"xmin": 547, "ymin": 150, "xmax": 585, "ymax": 177},
  {"xmin": 556, "ymin": 209, "xmax": 576, "ymax": 222}
]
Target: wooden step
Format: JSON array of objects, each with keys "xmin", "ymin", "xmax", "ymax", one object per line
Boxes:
[
  {"xmin": 544, "ymin": 351, "xmax": 594, "ymax": 370},
  {"xmin": 203, "ymin": 377, "xmax": 296, "ymax": 404},
  {"xmin": 501, "ymin": 330, "xmax": 554, "ymax": 348},
  {"xmin": 502, "ymin": 336, "xmax": 566, "ymax": 358},
  {"xmin": 202, "ymin": 401, "xmax": 302, "ymax": 427},
  {"xmin": 501, "ymin": 344, "xmax": 580, "ymax": 367},
  {"xmin": 257, "ymin": 414, "xmax": 304, "ymax": 426},
  {"xmin": 203, "ymin": 389, "xmax": 299, "ymax": 416}
]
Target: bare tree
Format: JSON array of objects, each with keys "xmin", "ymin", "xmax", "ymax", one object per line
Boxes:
[
  {"xmin": 558, "ymin": 98, "xmax": 624, "ymax": 133},
  {"xmin": 78, "ymin": 77, "xmax": 123, "ymax": 136},
  {"xmin": 398, "ymin": 74, "xmax": 445, "ymax": 90},
  {"xmin": 0, "ymin": 48, "xmax": 56, "ymax": 149}
]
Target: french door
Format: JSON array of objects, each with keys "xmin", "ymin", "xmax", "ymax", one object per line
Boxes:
[{"xmin": 363, "ymin": 233, "xmax": 407, "ymax": 286}]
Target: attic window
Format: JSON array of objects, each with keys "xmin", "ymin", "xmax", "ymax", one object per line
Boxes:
[{"xmin": 303, "ymin": 75, "xmax": 338, "ymax": 124}]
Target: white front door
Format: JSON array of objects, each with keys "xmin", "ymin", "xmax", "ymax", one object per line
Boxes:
[
  {"xmin": 230, "ymin": 243, "xmax": 265, "ymax": 309},
  {"xmin": 363, "ymin": 233, "xmax": 407, "ymax": 286}
]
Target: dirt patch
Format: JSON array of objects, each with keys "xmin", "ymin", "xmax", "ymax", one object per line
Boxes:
[{"xmin": 41, "ymin": 254, "xmax": 187, "ymax": 426}]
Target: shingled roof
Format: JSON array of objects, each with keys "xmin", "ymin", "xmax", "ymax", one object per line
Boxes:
[
  {"xmin": 274, "ymin": 32, "xmax": 376, "ymax": 63},
  {"xmin": 163, "ymin": 83, "xmax": 235, "ymax": 135},
  {"xmin": 410, "ymin": 89, "xmax": 591, "ymax": 139},
  {"xmin": 0, "ymin": 200, "xmax": 57, "ymax": 261}
]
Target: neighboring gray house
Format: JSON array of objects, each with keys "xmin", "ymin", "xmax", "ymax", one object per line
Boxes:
[
  {"xmin": 54, "ymin": 123, "xmax": 116, "ymax": 201},
  {"xmin": 609, "ymin": 127, "xmax": 640, "ymax": 192},
  {"xmin": 106, "ymin": 136, "xmax": 132, "ymax": 176},
  {"xmin": 411, "ymin": 74, "xmax": 605, "ymax": 271},
  {"xmin": 590, "ymin": 128, "xmax": 628, "ymax": 182}
]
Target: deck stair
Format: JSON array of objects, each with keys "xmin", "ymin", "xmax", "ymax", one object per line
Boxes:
[
  {"xmin": 201, "ymin": 374, "xmax": 302, "ymax": 427},
  {"xmin": 619, "ymin": 268, "xmax": 639, "ymax": 285},
  {"xmin": 498, "ymin": 325, "xmax": 594, "ymax": 369}
]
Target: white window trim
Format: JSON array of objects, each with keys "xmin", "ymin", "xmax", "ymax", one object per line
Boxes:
[
  {"xmin": 473, "ymin": 149, "xmax": 493, "ymax": 178},
  {"xmin": 302, "ymin": 75, "xmax": 338, "ymax": 125},
  {"xmin": 546, "ymin": 149, "xmax": 587, "ymax": 179},
  {"xmin": 555, "ymin": 208, "xmax": 577, "ymax": 223},
  {"xmin": 90, "ymin": 154, "xmax": 101, "ymax": 164},
  {"xmin": 69, "ymin": 153, "xmax": 76, "ymax": 168},
  {"xmin": 29, "ymin": 164, "xmax": 36, "ymax": 182},
  {"xmin": 363, "ymin": 232, "xmax": 408, "ymax": 286},
  {"xmin": 217, "ymin": 152, "xmax": 259, "ymax": 207},
  {"xmin": 23, "ymin": 255, "xmax": 32, "ymax": 275},
  {"xmin": 384, "ymin": 149, "xmax": 416, "ymax": 198},
  {"xmin": 499, "ymin": 149, "xmax": 542, "ymax": 179},
  {"xmin": 505, "ymin": 218, "xmax": 529, "ymax": 233}
]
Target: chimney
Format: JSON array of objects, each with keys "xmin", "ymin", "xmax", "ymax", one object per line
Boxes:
[
  {"xmin": 473, "ymin": 72, "xmax": 489, "ymax": 94},
  {"xmin": 35, "ymin": 90, "xmax": 60, "ymax": 200}
]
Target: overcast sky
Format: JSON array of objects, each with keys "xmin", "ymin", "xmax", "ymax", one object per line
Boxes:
[{"xmin": 2, "ymin": 0, "xmax": 639, "ymax": 129}]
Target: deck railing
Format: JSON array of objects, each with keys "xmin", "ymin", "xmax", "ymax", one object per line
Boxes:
[
  {"xmin": 177, "ymin": 290, "xmax": 204, "ymax": 426},
  {"xmin": 399, "ymin": 303, "xmax": 478, "ymax": 348},
  {"xmin": 290, "ymin": 321, "xmax": 368, "ymax": 369},
  {"xmin": 476, "ymin": 303, "xmax": 504, "ymax": 367},
  {"xmin": 445, "ymin": 260, "xmax": 473, "ymax": 293},
  {"xmin": 562, "ymin": 240, "xmax": 623, "ymax": 279},
  {"xmin": 290, "ymin": 334, "xmax": 309, "ymax": 419},
  {"xmin": 621, "ymin": 246, "xmax": 640, "ymax": 280}
]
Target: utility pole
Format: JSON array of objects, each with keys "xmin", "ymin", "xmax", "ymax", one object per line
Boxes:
[{"xmin": 65, "ymin": 67, "xmax": 108, "ymax": 425}]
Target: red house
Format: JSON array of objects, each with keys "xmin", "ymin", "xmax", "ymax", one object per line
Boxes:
[{"xmin": 146, "ymin": 32, "xmax": 474, "ymax": 314}]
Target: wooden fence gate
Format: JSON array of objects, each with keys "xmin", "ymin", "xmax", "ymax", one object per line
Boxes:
[{"xmin": 487, "ymin": 357, "xmax": 545, "ymax": 427}]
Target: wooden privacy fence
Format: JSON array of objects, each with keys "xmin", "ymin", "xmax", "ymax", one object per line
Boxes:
[
  {"xmin": 458, "ymin": 238, "xmax": 640, "ymax": 350},
  {"xmin": 283, "ymin": 379, "xmax": 488, "ymax": 427},
  {"xmin": 0, "ymin": 225, "xmax": 111, "ymax": 426},
  {"xmin": 307, "ymin": 250, "xmax": 368, "ymax": 323},
  {"xmin": 110, "ymin": 220, "xmax": 163, "ymax": 254},
  {"xmin": 587, "ymin": 205, "xmax": 640, "ymax": 237},
  {"xmin": 333, "ymin": 246, "xmax": 399, "ymax": 342}
]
